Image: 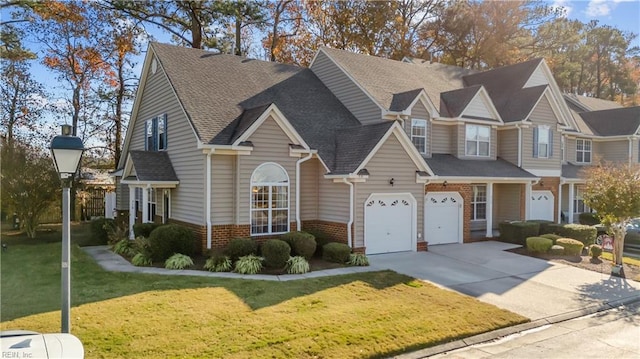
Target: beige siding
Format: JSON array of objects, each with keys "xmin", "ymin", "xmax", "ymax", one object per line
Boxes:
[
  {"xmin": 498, "ymin": 128, "xmax": 518, "ymax": 165},
  {"xmin": 318, "ymin": 173, "xmax": 350, "ymax": 223},
  {"xmin": 494, "ymin": 184, "xmax": 522, "ymax": 224},
  {"xmin": 522, "ymin": 97, "xmax": 562, "ymax": 171},
  {"xmin": 566, "ymin": 137, "xmax": 577, "ymax": 163},
  {"xmin": 238, "ymin": 117, "xmax": 298, "ymax": 227},
  {"xmin": 594, "ymin": 140, "xmax": 630, "ymax": 163},
  {"xmin": 431, "ymin": 124, "xmax": 453, "ymax": 154},
  {"xmin": 464, "ymin": 95, "xmax": 493, "ymax": 118},
  {"xmin": 128, "ymin": 57, "xmax": 204, "ymax": 225},
  {"xmin": 407, "ymin": 101, "xmax": 432, "ymax": 156},
  {"xmin": 456, "ymin": 124, "xmax": 497, "ymax": 160},
  {"xmin": 115, "ymin": 178, "xmax": 128, "ymax": 210},
  {"xmin": 354, "ymin": 133, "xmax": 423, "ymax": 248},
  {"xmin": 524, "ymin": 66, "xmax": 548, "ymax": 88},
  {"xmin": 211, "ymin": 154, "xmax": 235, "ymax": 224},
  {"xmin": 311, "ymin": 51, "xmax": 382, "ymax": 124},
  {"xmin": 633, "ymin": 139, "xmax": 639, "ymax": 163},
  {"xmin": 300, "ymin": 158, "xmax": 319, "ymax": 220}
]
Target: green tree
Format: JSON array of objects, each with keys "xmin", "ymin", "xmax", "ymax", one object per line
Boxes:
[{"xmin": 582, "ymin": 162, "xmax": 640, "ymax": 276}]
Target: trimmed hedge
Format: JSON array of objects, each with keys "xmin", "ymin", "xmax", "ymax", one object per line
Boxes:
[
  {"xmin": 541, "ymin": 223, "xmax": 564, "ymax": 235},
  {"xmin": 304, "ymin": 228, "xmax": 331, "ymax": 257},
  {"xmin": 224, "ymin": 237, "xmax": 258, "ymax": 262},
  {"xmin": 133, "ymin": 222, "xmax": 161, "ymax": 238},
  {"xmin": 526, "ymin": 220, "xmax": 554, "ymax": 235},
  {"xmin": 549, "ymin": 245, "xmax": 565, "ymax": 255},
  {"xmin": 556, "ymin": 238, "xmax": 584, "ymax": 256},
  {"xmin": 281, "ymin": 231, "xmax": 317, "ymax": 259},
  {"xmin": 322, "ymin": 242, "xmax": 351, "ymax": 263},
  {"xmin": 89, "ymin": 218, "xmax": 115, "ymax": 245},
  {"xmin": 261, "ymin": 239, "xmax": 291, "ymax": 268},
  {"xmin": 499, "ymin": 221, "xmax": 540, "ymax": 245},
  {"xmin": 589, "ymin": 244, "xmax": 603, "ymax": 259},
  {"xmin": 579, "ymin": 212, "xmax": 600, "ymax": 226},
  {"xmin": 526, "ymin": 237, "xmax": 553, "ymax": 254},
  {"xmin": 148, "ymin": 224, "xmax": 196, "ymax": 262},
  {"xmin": 556, "ymin": 224, "xmax": 597, "ymax": 246},
  {"xmin": 539, "ymin": 233, "xmax": 562, "ymax": 243}
]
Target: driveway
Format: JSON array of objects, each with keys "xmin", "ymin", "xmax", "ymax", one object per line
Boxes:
[{"xmin": 369, "ymin": 241, "xmax": 640, "ymax": 320}]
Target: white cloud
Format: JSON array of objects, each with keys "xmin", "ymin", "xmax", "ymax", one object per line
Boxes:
[
  {"xmin": 585, "ymin": 0, "xmax": 612, "ymax": 17},
  {"xmin": 551, "ymin": 0, "xmax": 573, "ymax": 17}
]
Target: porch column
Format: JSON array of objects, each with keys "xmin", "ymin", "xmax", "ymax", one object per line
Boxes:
[
  {"xmin": 128, "ymin": 186, "xmax": 136, "ymax": 239},
  {"xmin": 142, "ymin": 186, "xmax": 149, "ymax": 223},
  {"xmin": 525, "ymin": 182, "xmax": 532, "ymax": 220},
  {"xmin": 485, "ymin": 182, "xmax": 493, "ymax": 238},
  {"xmin": 557, "ymin": 183, "xmax": 563, "ymax": 223},
  {"xmin": 568, "ymin": 183, "xmax": 575, "ymax": 224}
]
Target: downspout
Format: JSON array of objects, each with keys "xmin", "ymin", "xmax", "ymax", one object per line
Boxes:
[
  {"xmin": 296, "ymin": 152, "xmax": 314, "ymax": 231},
  {"xmin": 628, "ymin": 137, "xmax": 633, "ymax": 165},
  {"xmin": 206, "ymin": 151, "xmax": 212, "ymax": 249},
  {"xmin": 517, "ymin": 124, "xmax": 523, "ymax": 167},
  {"xmin": 342, "ymin": 178, "xmax": 354, "ymax": 248}
]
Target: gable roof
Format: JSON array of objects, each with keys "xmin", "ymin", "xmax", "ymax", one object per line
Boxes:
[
  {"xmin": 463, "ymin": 58, "xmax": 544, "ymax": 103},
  {"xmin": 578, "ymin": 107, "xmax": 640, "ymax": 136},
  {"xmin": 127, "ymin": 151, "xmax": 178, "ymax": 182},
  {"xmin": 440, "ymin": 85, "xmax": 482, "ymax": 117},
  {"xmin": 564, "ymin": 94, "xmax": 623, "ymax": 112},
  {"xmin": 332, "ymin": 122, "xmax": 394, "ymax": 174},
  {"xmin": 390, "ymin": 89, "xmax": 423, "ymax": 112},
  {"xmin": 319, "ymin": 47, "xmax": 474, "ymax": 113}
]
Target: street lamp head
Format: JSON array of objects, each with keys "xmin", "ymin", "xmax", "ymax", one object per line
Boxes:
[{"xmin": 50, "ymin": 125, "xmax": 85, "ymax": 180}]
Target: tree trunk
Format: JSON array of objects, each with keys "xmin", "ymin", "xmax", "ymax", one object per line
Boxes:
[
  {"xmin": 235, "ymin": 18, "xmax": 242, "ymax": 56},
  {"xmin": 611, "ymin": 224, "xmax": 626, "ymax": 277}
]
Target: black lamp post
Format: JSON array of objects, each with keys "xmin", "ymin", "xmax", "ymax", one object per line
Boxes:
[{"xmin": 50, "ymin": 124, "xmax": 84, "ymax": 333}]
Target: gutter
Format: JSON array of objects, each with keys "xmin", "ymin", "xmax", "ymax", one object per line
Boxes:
[
  {"xmin": 295, "ymin": 152, "xmax": 314, "ymax": 231},
  {"xmin": 342, "ymin": 178, "xmax": 354, "ymax": 248}
]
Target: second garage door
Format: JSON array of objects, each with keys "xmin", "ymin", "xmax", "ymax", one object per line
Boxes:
[
  {"xmin": 364, "ymin": 193, "xmax": 415, "ymax": 254},
  {"xmin": 530, "ymin": 190, "xmax": 554, "ymax": 221},
  {"xmin": 425, "ymin": 192, "xmax": 463, "ymax": 245}
]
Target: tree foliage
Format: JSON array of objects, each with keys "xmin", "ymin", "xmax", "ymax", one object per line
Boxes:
[{"xmin": 581, "ymin": 161, "xmax": 640, "ymax": 268}]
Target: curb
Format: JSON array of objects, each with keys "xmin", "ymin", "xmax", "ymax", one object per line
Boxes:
[{"xmin": 392, "ymin": 295, "xmax": 640, "ymax": 359}]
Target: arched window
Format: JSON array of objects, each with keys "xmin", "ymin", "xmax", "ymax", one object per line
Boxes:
[{"xmin": 250, "ymin": 163, "xmax": 289, "ymax": 235}]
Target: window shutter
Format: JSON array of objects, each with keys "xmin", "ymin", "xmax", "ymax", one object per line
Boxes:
[
  {"xmin": 152, "ymin": 117, "xmax": 158, "ymax": 151},
  {"xmin": 163, "ymin": 113, "xmax": 168, "ymax": 149},
  {"xmin": 144, "ymin": 121, "xmax": 150, "ymax": 150},
  {"xmin": 533, "ymin": 127, "xmax": 539, "ymax": 158},
  {"xmin": 549, "ymin": 131, "xmax": 553, "ymax": 157}
]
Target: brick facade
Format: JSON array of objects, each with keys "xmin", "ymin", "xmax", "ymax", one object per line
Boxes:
[
  {"xmin": 425, "ymin": 183, "xmax": 473, "ymax": 243},
  {"xmin": 301, "ymin": 220, "xmax": 349, "ymax": 244}
]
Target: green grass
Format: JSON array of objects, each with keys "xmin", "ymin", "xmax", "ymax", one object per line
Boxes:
[
  {"xmin": 1, "ymin": 226, "xmax": 528, "ymax": 358},
  {"xmin": 601, "ymin": 252, "xmax": 640, "ymax": 267}
]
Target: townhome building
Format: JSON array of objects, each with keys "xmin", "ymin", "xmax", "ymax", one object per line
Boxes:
[{"xmin": 114, "ymin": 42, "xmax": 640, "ymax": 254}]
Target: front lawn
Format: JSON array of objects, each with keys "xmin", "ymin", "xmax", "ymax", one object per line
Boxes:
[{"xmin": 1, "ymin": 226, "xmax": 527, "ymax": 358}]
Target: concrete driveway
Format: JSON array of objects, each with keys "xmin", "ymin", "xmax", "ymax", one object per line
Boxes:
[{"xmin": 369, "ymin": 241, "xmax": 640, "ymax": 320}]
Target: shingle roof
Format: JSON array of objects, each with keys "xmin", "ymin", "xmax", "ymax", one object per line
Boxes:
[
  {"xmin": 425, "ymin": 154, "xmax": 536, "ymax": 178},
  {"xmin": 129, "ymin": 151, "xmax": 178, "ymax": 182},
  {"xmin": 320, "ymin": 47, "xmax": 474, "ymax": 112},
  {"xmin": 332, "ymin": 122, "xmax": 394, "ymax": 174},
  {"xmin": 389, "ymin": 89, "xmax": 423, "ymax": 111},
  {"xmin": 500, "ymin": 85, "xmax": 548, "ymax": 122},
  {"xmin": 564, "ymin": 94, "xmax": 623, "ymax": 112},
  {"xmin": 440, "ymin": 85, "xmax": 482, "ymax": 117},
  {"xmin": 578, "ymin": 107, "xmax": 640, "ymax": 136}
]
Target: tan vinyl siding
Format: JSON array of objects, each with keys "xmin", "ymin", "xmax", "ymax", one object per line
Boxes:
[
  {"xmin": 566, "ymin": 137, "xmax": 577, "ymax": 163},
  {"xmin": 115, "ymin": 178, "xmax": 128, "ymax": 210},
  {"xmin": 300, "ymin": 158, "xmax": 319, "ymax": 220},
  {"xmin": 408, "ymin": 101, "xmax": 432, "ymax": 156},
  {"xmin": 431, "ymin": 123, "xmax": 453, "ymax": 154},
  {"xmin": 311, "ymin": 51, "xmax": 382, "ymax": 124},
  {"xmin": 633, "ymin": 139, "xmax": 639, "ymax": 163},
  {"xmin": 498, "ymin": 128, "xmax": 518, "ymax": 165},
  {"xmin": 318, "ymin": 173, "xmax": 349, "ymax": 223},
  {"xmin": 130, "ymin": 58, "xmax": 204, "ymax": 225},
  {"xmin": 464, "ymin": 95, "xmax": 493, "ymax": 119},
  {"xmin": 457, "ymin": 124, "xmax": 497, "ymax": 160},
  {"xmin": 522, "ymin": 96, "xmax": 561, "ymax": 171},
  {"xmin": 494, "ymin": 184, "xmax": 522, "ymax": 224},
  {"xmin": 354, "ymin": 133, "xmax": 423, "ymax": 248},
  {"xmin": 594, "ymin": 140, "xmax": 630, "ymax": 163},
  {"xmin": 211, "ymin": 154, "xmax": 235, "ymax": 224},
  {"xmin": 524, "ymin": 66, "xmax": 548, "ymax": 88},
  {"xmin": 238, "ymin": 117, "xmax": 298, "ymax": 227}
]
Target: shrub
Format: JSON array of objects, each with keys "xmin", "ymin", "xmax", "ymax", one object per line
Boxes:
[
  {"xmin": 556, "ymin": 238, "xmax": 584, "ymax": 256},
  {"xmin": 285, "ymin": 256, "xmax": 310, "ymax": 274},
  {"xmin": 549, "ymin": 245, "xmax": 565, "ymax": 255},
  {"xmin": 234, "ymin": 255, "xmax": 263, "ymax": 274},
  {"xmin": 113, "ymin": 239, "xmax": 137, "ymax": 257},
  {"xmin": 304, "ymin": 228, "xmax": 331, "ymax": 257},
  {"xmin": 131, "ymin": 252, "xmax": 152, "ymax": 267},
  {"xmin": 134, "ymin": 236, "xmax": 152, "ymax": 257},
  {"xmin": 224, "ymin": 237, "xmax": 258, "ymax": 262},
  {"xmin": 539, "ymin": 233, "xmax": 562, "ymax": 243},
  {"xmin": 106, "ymin": 223, "xmax": 129, "ymax": 246},
  {"xmin": 90, "ymin": 218, "xmax": 115, "ymax": 245},
  {"xmin": 348, "ymin": 253, "xmax": 369, "ymax": 266},
  {"xmin": 543, "ymin": 223, "xmax": 565, "ymax": 236},
  {"xmin": 133, "ymin": 222, "xmax": 161, "ymax": 238},
  {"xmin": 148, "ymin": 224, "xmax": 196, "ymax": 262},
  {"xmin": 204, "ymin": 254, "xmax": 232, "ymax": 272},
  {"xmin": 261, "ymin": 239, "xmax": 291, "ymax": 268},
  {"xmin": 165, "ymin": 253, "xmax": 194, "ymax": 270},
  {"xmin": 579, "ymin": 213, "xmax": 600, "ymax": 226},
  {"xmin": 526, "ymin": 237, "xmax": 553, "ymax": 254},
  {"xmin": 555, "ymin": 224, "xmax": 597, "ymax": 246},
  {"xmin": 281, "ymin": 231, "xmax": 316, "ymax": 259},
  {"xmin": 323, "ymin": 242, "xmax": 351, "ymax": 263},
  {"xmin": 589, "ymin": 244, "xmax": 603, "ymax": 259},
  {"xmin": 499, "ymin": 221, "xmax": 540, "ymax": 245},
  {"xmin": 526, "ymin": 220, "xmax": 554, "ymax": 235}
]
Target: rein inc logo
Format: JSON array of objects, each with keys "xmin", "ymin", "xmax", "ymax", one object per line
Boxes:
[
  {"xmin": 1, "ymin": 332, "xmax": 84, "ymax": 359},
  {"xmin": 3, "ymin": 338, "xmax": 34, "ymax": 358}
]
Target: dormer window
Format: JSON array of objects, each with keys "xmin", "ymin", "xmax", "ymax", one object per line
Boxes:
[
  {"xmin": 411, "ymin": 119, "xmax": 427, "ymax": 154},
  {"xmin": 465, "ymin": 124, "xmax": 490, "ymax": 157},
  {"xmin": 145, "ymin": 114, "xmax": 168, "ymax": 151},
  {"xmin": 576, "ymin": 139, "xmax": 591, "ymax": 163}
]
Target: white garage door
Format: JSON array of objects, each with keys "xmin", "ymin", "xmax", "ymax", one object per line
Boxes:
[
  {"xmin": 364, "ymin": 193, "xmax": 414, "ymax": 254},
  {"xmin": 530, "ymin": 190, "xmax": 554, "ymax": 221},
  {"xmin": 425, "ymin": 192, "xmax": 463, "ymax": 245}
]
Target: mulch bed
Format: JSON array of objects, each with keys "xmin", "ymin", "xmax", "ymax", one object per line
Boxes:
[{"xmin": 508, "ymin": 247, "xmax": 640, "ymax": 281}]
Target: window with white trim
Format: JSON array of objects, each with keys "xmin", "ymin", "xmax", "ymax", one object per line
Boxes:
[
  {"xmin": 533, "ymin": 125, "xmax": 553, "ymax": 158},
  {"xmin": 576, "ymin": 138, "xmax": 591, "ymax": 163},
  {"xmin": 465, "ymin": 124, "xmax": 490, "ymax": 157},
  {"xmin": 573, "ymin": 187, "xmax": 590, "ymax": 214},
  {"xmin": 250, "ymin": 163, "xmax": 289, "ymax": 235},
  {"xmin": 411, "ymin": 119, "xmax": 427, "ymax": 154},
  {"xmin": 134, "ymin": 187, "xmax": 142, "ymax": 216},
  {"xmin": 471, "ymin": 185, "xmax": 487, "ymax": 220},
  {"xmin": 147, "ymin": 188, "xmax": 156, "ymax": 222},
  {"xmin": 145, "ymin": 114, "xmax": 168, "ymax": 151}
]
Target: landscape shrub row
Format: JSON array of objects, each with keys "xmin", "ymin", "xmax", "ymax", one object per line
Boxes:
[{"xmin": 500, "ymin": 221, "xmax": 597, "ymax": 246}]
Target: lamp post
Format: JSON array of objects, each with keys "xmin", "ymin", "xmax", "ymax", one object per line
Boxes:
[{"xmin": 50, "ymin": 124, "xmax": 84, "ymax": 334}]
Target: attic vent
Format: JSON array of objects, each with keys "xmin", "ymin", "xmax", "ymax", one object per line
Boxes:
[{"xmin": 151, "ymin": 58, "xmax": 158, "ymax": 74}]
